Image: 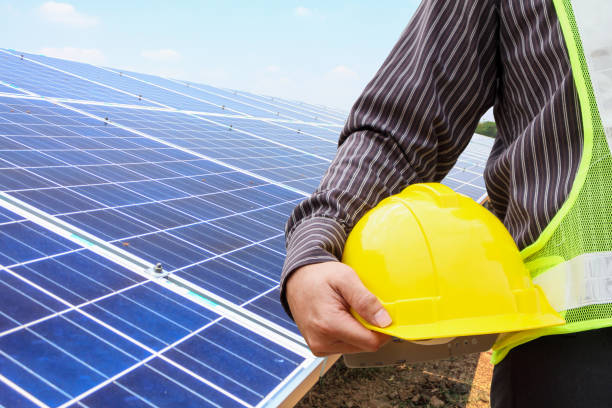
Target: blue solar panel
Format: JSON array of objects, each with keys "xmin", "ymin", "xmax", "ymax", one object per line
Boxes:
[
  {"xmin": 0, "ymin": 204, "xmax": 309, "ymax": 407},
  {"xmin": 13, "ymin": 50, "xmax": 337, "ymax": 124},
  {"xmin": 119, "ymin": 70, "xmax": 306, "ymax": 121},
  {"xmin": 0, "ymin": 379, "xmax": 40, "ymax": 408},
  {"xmin": 268, "ymin": 121, "xmax": 342, "ymax": 143},
  {"xmin": 0, "ymin": 83, "xmax": 26, "ymax": 95},
  {"xmin": 0, "ymin": 101, "xmax": 292, "ymax": 279},
  {"xmin": 17, "ymin": 51, "xmax": 259, "ymax": 117},
  {"xmin": 0, "ymin": 97, "xmax": 320, "ymax": 405},
  {"xmin": 75, "ymin": 357, "xmax": 245, "ymax": 408},
  {"xmin": 163, "ymin": 319, "xmax": 303, "ymax": 405},
  {"xmin": 122, "ymin": 71, "xmax": 328, "ymax": 123},
  {"xmin": 0, "ymin": 267, "xmax": 65, "ymax": 332},
  {"xmin": 61, "ymin": 103, "xmax": 331, "ymax": 192},
  {"xmin": 203, "ymin": 116, "xmax": 338, "ymax": 159},
  {"xmin": 230, "ymin": 90, "xmax": 347, "ymax": 125},
  {"xmin": 0, "ymin": 222, "xmax": 78, "ymax": 266},
  {"xmin": 244, "ymin": 288, "xmax": 301, "ymax": 335},
  {"xmin": 0, "ymin": 48, "xmax": 494, "ymax": 407},
  {"xmin": 442, "ymin": 134, "xmax": 494, "ymax": 202}
]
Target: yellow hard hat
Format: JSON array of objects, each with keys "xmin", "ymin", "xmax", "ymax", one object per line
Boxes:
[{"xmin": 342, "ymin": 183, "xmax": 564, "ymax": 341}]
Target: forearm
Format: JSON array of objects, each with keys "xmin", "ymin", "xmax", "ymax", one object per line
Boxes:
[{"xmin": 280, "ymin": 130, "xmax": 418, "ymax": 316}]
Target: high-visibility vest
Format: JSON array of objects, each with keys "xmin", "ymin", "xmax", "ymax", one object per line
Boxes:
[{"xmin": 492, "ymin": 0, "xmax": 612, "ymax": 364}]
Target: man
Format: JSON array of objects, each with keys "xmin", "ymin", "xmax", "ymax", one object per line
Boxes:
[{"xmin": 281, "ymin": 1, "xmax": 612, "ymax": 407}]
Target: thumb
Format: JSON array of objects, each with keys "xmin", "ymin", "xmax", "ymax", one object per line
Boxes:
[{"xmin": 337, "ymin": 269, "xmax": 392, "ymax": 328}]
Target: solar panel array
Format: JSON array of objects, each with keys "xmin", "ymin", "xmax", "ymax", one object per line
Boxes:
[{"xmin": 0, "ymin": 48, "xmax": 494, "ymax": 408}]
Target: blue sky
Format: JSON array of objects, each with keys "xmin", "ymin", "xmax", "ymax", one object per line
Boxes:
[{"xmin": 2, "ymin": 1, "xmax": 425, "ymax": 111}]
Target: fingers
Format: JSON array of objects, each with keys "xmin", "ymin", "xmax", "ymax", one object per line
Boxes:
[
  {"xmin": 306, "ymin": 309, "xmax": 391, "ymax": 356},
  {"xmin": 327, "ymin": 308, "xmax": 391, "ymax": 350},
  {"xmin": 334, "ymin": 266, "xmax": 392, "ymax": 328},
  {"xmin": 286, "ymin": 261, "xmax": 391, "ymax": 357}
]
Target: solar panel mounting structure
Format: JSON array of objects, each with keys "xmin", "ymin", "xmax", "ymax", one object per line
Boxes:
[{"xmin": 0, "ymin": 48, "xmax": 494, "ymax": 408}]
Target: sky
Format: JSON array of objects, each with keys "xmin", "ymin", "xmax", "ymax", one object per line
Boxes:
[
  {"xmin": 2, "ymin": 1, "xmax": 495, "ymax": 120},
  {"xmin": 1, "ymin": 1, "xmax": 422, "ymax": 112}
]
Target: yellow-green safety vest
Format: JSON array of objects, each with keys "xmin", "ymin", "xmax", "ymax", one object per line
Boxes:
[{"xmin": 492, "ymin": 0, "xmax": 612, "ymax": 364}]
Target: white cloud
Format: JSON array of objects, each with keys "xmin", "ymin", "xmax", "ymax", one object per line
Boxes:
[
  {"xmin": 37, "ymin": 2, "xmax": 98, "ymax": 28},
  {"xmin": 140, "ymin": 49, "xmax": 181, "ymax": 62},
  {"xmin": 294, "ymin": 6, "xmax": 312, "ymax": 17},
  {"xmin": 327, "ymin": 65, "xmax": 358, "ymax": 80},
  {"xmin": 38, "ymin": 47, "xmax": 106, "ymax": 65}
]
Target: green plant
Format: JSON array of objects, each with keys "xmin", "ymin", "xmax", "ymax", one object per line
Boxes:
[{"xmin": 475, "ymin": 121, "xmax": 497, "ymax": 138}]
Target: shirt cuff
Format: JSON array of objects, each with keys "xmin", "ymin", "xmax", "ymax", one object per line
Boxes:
[{"xmin": 279, "ymin": 216, "xmax": 349, "ymax": 319}]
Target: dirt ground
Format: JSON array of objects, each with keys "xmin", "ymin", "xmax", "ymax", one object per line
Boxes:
[{"xmin": 296, "ymin": 352, "xmax": 493, "ymax": 408}]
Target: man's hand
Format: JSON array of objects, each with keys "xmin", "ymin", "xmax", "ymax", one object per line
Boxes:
[{"xmin": 286, "ymin": 261, "xmax": 392, "ymax": 357}]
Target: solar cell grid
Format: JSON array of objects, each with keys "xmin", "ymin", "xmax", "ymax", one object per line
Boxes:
[
  {"xmin": 293, "ymin": 101, "xmax": 347, "ymax": 122},
  {"xmin": 0, "ymin": 379, "xmax": 39, "ymax": 408},
  {"xmin": 0, "ymin": 219, "xmax": 79, "ymax": 267},
  {"xmin": 0, "ymin": 205, "xmax": 23, "ymax": 223},
  {"xmin": 266, "ymin": 121, "xmax": 341, "ymax": 143},
  {"xmin": 0, "ymin": 96, "xmax": 306, "ymax": 341},
  {"xmin": 13, "ymin": 50, "xmax": 345, "ymax": 126},
  {"xmin": 206, "ymin": 116, "xmax": 338, "ymax": 157},
  {"xmin": 0, "ymin": 286, "xmax": 304, "ymax": 407},
  {"xmin": 116, "ymin": 69, "xmax": 305, "ymax": 121},
  {"xmin": 0, "ymin": 83, "xmax": 26, "ymax": 95},
  {"xmin": 232, "ymin": 90, "xmax": 347, "ymax": 125},
  {"xmin": 244, "ymin": 288, "xmax": 300, "ymax": 335},
  {"xmin": 0, "ymin": 204, "xmax": 309, "ymax": 407},
  {"xmin": 0, "ymin": 264, "xmax": 66, "ymax": 334},
  {"xmin": 72, "ymin": 103, "xmax": 328, "ymax": 155},
  {"xmin": 161, "ymin": 319, "xmax": 303, "ymax": 406},
  {"xmin": 19, "ymin": 51, "xmax": 271, "ymax": 118},
  {"xmin": 66, "ymin": 103, "xmax": 330, "ymax": 191},
  {"xmin": 0, "ymin": 208, "xmax": 144, "ymax": 334},
  {"xmin": 317, "ymin": 124, "xmax": 345, "ymax": 134},
  {"xmin": 161, "ymin": 79, "xmax": 324, "ymax": 123},
  {"xmin": 3, "ymin": 99, "xmax": 333, "ymax": 200},
  {"xmin": 288, "ymin": 102, "xmax": 345, "ymax": 124},
  {"xmin": 438, "ymin": 135, "xmax": 493, "ymax": 201}
]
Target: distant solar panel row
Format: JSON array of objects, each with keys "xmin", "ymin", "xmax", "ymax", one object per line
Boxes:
[
  {"xmin": 0, "ymin": 48, "xmax": 493, "ymax": 407},
  {"xmin": 1, "ymin": 49, "xmax": 340, "ymax": 124}
]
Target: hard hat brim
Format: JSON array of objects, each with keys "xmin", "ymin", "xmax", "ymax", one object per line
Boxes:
[{"xmin": 353, "ymin": 309, "xmax": 565, "ymax": 340}]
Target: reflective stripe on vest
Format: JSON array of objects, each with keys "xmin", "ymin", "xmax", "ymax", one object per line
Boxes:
[
  {"xmin": 532, "ymin": 252, "xmax": 612, "ymax": 312},
  {"xmin": 492, "ymin": 0, "xmax": 612, "ymax": 364}
]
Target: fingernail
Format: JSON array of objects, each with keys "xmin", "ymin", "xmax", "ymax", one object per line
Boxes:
[{"xmin": 373, "ymin": 309, "xmax": 392, "ymax": 327}]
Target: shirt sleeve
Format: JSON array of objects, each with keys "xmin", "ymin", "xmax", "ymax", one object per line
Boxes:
[{"xmin": 280, "ymin": 0, "xmax": 499, "ymax": 317}]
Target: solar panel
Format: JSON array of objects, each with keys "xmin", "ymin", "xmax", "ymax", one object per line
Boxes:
[
  {"xmin": 0, "ymin": 83, "xmax": 26, "ymax": 95},
  {"xmin": 230, "ymin": 91, "xmax": 348, "ymax": 125},
  {"xmin": 445, "ymin": 134, "xmax": 494, "ymax": 202},
  {"xmin": 0, "ymin": 49, "xmax": 494, "ymax": 407},
  {"xmin": 0, "ymin": 213, "xmax": 305, "ymax": 407}
]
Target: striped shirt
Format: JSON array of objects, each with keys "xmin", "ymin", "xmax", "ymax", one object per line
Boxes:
[{"xmin": 281, "ymin": 0, "xmax": 582, "ymax": 315}]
